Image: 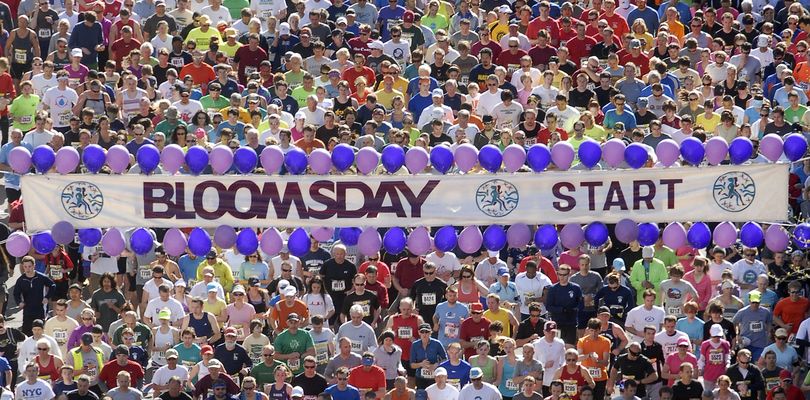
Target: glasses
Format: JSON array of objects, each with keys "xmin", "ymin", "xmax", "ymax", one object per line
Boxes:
[
  {"xmin": 82, "ymin": 317, "xmax": 93, "ymax": 321},
  {"xmin": 233, "ymin": 293, "xmax": 245, "ymax": 296},
  {"xmin": 282, "ymin": 269, "xmax": 292, "ymax": 272},
  {"xmin": 263, "ymin": 353, "xmax": 273, "ymax": 357},
  {"xmin": 423, "ymin": 271, "xmax": 435, "ymax": 275},
  {"xmin": 392, "ymin": 34, "xmax": 401, "ymax": 38},
  {"xmin": 124, "ymin": 336, "xmax": 134, "ymax": 340},
  {"xmin": 337, "ymin": 377, "xmax": 348, "ymax": 381},
  {"xmin": 566, "ymin": 358, "xmax": 577, "ymax": 362},
  {"xmin": 305, "ymin": 365, "xmax": 316, "ymax": 369},
  {"xmin": 38, "ymin": 347, "xmax": 49, "ymax": 351},
  {"xmin": 487, "ymin": 83, "xmax": 497, "ymax": 87},
  {"xmin": 789, "ymin": 290, "xmax": 799, "ymax": 294},
  {"xmin": 777, "ymin": 336, "xmax": 788, "ymax": 340},
  {"xmin": 509, "ymin": 45, "xmax": 518, "ymax": 48},
  {"xmin": 354, "ymin": 283, "xmax": 365, "ymax": 286},
  {"xmin": 461, "ymin": 274, "xmax": 472, "ymax": 278},
  {"xmin": 244, "ymin": 386, "xmax": 255, "ymax": 390},
  {"xmin": 558, "ymin": 273, "xmax": 569, "ymax": 277}
]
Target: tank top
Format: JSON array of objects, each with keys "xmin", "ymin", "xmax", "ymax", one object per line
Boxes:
[
  {"xmin": 152, "ymin": 326, "xmax": 177, "ymax": 366},
  {"xmin": 188, "ymin": 312, "xmax": 214, "ymax": 339},
  {"xmin": 497, "ymin": 357, "xmax": 518, "ymax": 397},
  {"xmin": 240, "ymin": 392, "xmax": 263, "ymax": 400},
  {"xmin": 457, "ymin": 282, "xmax": 480, "ymax": 304},
  {"xmin": 52, "ymin": 52, "xmax": 71, "ymax": 70},
  {"xmin": 332, "ymin": 97, "xmax": 353, "ymax": 119},
  {"xmin": 388, "ymin": 390, "xmax": 411, "ymax": 400},
  {"xmin": 248, "ymin": 292, "xmax": 267, "ymax": 314},
  {"xmin": 600, "ymin": 323, "xmax": 620, "ymax": 350},
  {"xmin": 11, "ymin": 30, "xmax": 33, "ymax": 65},
  {"xmin": 36, "ymin": 355, "xmax": 59, "ymax": 381},
  {"xmin": 97, "ymin": 132, "xmax": 116, "ymax": 149},
  {"xmin": 268, "ymin": 382, "xmax": 291, "ymax": 400},
  {"xmin": 470, "ymin": 356, "xmax": 496, "ymax": 383},
  {"xmin": 559, "ymin": 365, "xmax": 587, "ymax": 400},
  {"xmin": 83, "ymin": 95, "xmax": 106, "ymax": 119},
  {"xmin": 120, "ymin": 90, "xmax": 142, "ymax": 119},
  {"xmin": 392, "ymin": 314, "xmax": 419, "ymax": 360}
]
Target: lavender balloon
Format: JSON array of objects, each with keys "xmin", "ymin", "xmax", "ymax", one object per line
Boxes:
[
  {"xmin": 526, "ymin": 144, "xmax": 551, "ymax": 172},
  {"xmin": 106, "ymin": 145, "xmax": 131, "ymax": 174},
  {"xmin": 5, "ymin": 231, "xmax": 30, "ymax": 257},
  {"xmin": 311, "ymin": 227, "xmax": 334, "ymax": 242},
  {"xmin": 405, "ymin": 146, "xmax": 430, "ymax": 174},
  {"xmin": 260, "ymin": 145, "xmax": 284, "ymax": 174},
  {"xmin": 506, "ymin": 223, "xmax": 531, "ymax": 248},
  {"xmin": 407, "ymin": 226, "xmax": 432, "ymax": 255},
  {"xmin": 765, "ymin": 224, "xmax": 789, "ymax": 252},
  {"xmin": 162, "ymin": 228, "xmax": 188, "ymax": 257},
  {"xmin": 759, "ymin": 134, "xmax": 784, "ymax": 162},
  {"xmin": 704, "ymin": 136, "xmax": 729, "ymax": 166},
  {"xmin": 602, "ymin": 139, "xmax": 626, "ymax": 168},
  {"xmin": 712, "ymin": 222, "xmax": 738, "ymax": 248},
  {"xmin": 383, "ymin": 227, "xmax": 407, "ymax": 254},
  {"xmin": 161, "ymin": 144, "xmax": 185, "ymax": 175},
  {"xmin": 550, "ymin": 142, "xmax": 575, "ymax": 170},
  {"xmin": 458, "ymin": 226, "xmax": 483, "ymax": 254},
  {"xmin": 308, "ymin": 148, "xmax": 333, "ymax": 175},
  {"xmin": 662, "ymin": 222, "xmax": 687, "ymax": 249},
  {"xmin": 185, "ymin": 145, "xmax": 209, "ymax": 175},
  {"xmin": 8, "ymin": 146, "xmax": 31, "ymax": 174},
  {"xmin": 102, "ymin": 228, "xmax": 126, "ymax": 256},
  {"xmin": 214, "ymin": 225, "xmax": 237, "ymax": 248},
  {"xmin": 560, "ymin": 223, "xmax": 584, "ymax": 249},
  {"xmin": 655, "ymin": 139, "xmax": 680, "ymax": 167},
  {"xmin": 615, "ymin": 219, "xmax": 639, "ymax": 244},
  {"xmin": 356, "ymin": 147, "xmax": 380, "ymax": 175},
  {"xmin": 55, "ymin": 146, "xmax": 80, "ymax": 174},
  {"xmin": 454, "ymin": 143, "xmax": 479, "ymax": 173},
  {"xmin": 358, "ymin": 228, "xmax": 382, "ymax": 256},
  {"xmin": 51, "ymin": 221, "xmax": 75, "ymax": 245},
  {"xmin": 503, "ymin": 144, "xmax": 527, "ymax": 173},
  {"xmin": 210, "ymin": 145, "xmax": 234, "ymax": 175},
  {"xmin": 260, "ymin": 228, "xmax": 283, "ymax": 256}
]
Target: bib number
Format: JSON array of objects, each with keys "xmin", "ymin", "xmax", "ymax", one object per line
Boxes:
[
  {"xmin": 422, "ymin": 293, "xmax": 436, "ymax": 305},
  {"xmin": 49, "ymin": 265, "xmax": 63, "ymax": 280},
  {"xmin": 360, "ymin": 303, "xmax": 370, "ymax": 316},
  {"xmin": 171, "ymin": 58, "xmax": 185, "ymax": 68},
  {"xmin": 244, "ymin": 66, "xmax": 257, "ymax": 76},
  {"xmin": 19, "ymin": 115, "xmax": 32, "ymax": 124},
  {"xmin": 331, "ymin": 280, "xmax": 346, "ymax": 291},
  {"xmin": 288, "ymin": 357, "xmax": 300, "ymax": 371},
  {"xmin": 139, "ymin": 266, "xmax": 151, "ymax": 280},
  {"xmin": 709, "ymin": 351, "xmax": 723, "ymax": 364},
  {"xmin": 397, "ymin": 326, "xmax": 412, "ymax": 339},
  {"xmin": 563, "ymin": 380, "xmax": 578, "ymax": 396},
  {"xmin": 232, "ymin": 324, "xmax": 245, "ymax": 338},
  {"xmin": 749, "ymin": 321, "xmax": 763, "ymax": 332},
  {"xmin": 667, "ymin": 306, "xmax": 682, "ymax": 316},
  {"xmin": 443, "ymin": 322, "xmax": 458, "ymax": 339},
  {"xmin": 350, "ymin": 340, "xmax": 362, "ymax": 352},
  {"xmin": 420, "ymin": 368, "xmax": 434, "ymax": 378},
  {"xmin": 54, "ymin": 329, "xmax": 67, "ymax": 344},
  {"xmin": 505, "ymin": 379, "xmax": 519, "ymax": 391},
  {"xmin": 587, "ymin": 367, "xmax": 602, "ymax": 379},
  {"xmin": 14, "ymin": 49, "xmax": 27, "ymax": 64},
  {"xmin": 38, "ymin": 28, "xmax": 51, "ymax": 37}
]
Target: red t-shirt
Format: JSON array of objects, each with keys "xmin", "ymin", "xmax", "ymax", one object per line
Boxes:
[
  {"xmin": 179, "ymin": 63, "xmax": 216, "ymax": 88},
  {"xmin": 599, "ymin": 13, "xmax": 630, "ymax": 39},
  {"xmin": 0, "ymin": 73, "xmax": 16, "ymax": 117},
  {"xmin": 471, "ymin": 40, "xmax": 503, "ymax": 61},
  {"xmin": 110, "ymin": 38, "xmax": 142, "ymax": 68},
  {"xmin": 527, "ymin": 17, "xmax": 560, "ymax": 42},
  {"xmin": 459, "ymin": 317, "xmax": 491, "ymax": 359},
  {"xmin": 341, "ymin": 66, "xmax": 376, "ymax": 93},
  {"xmin": 359, "ymin": 261, "xmax": 391, "ymax": 286},
  {"xmin": 565, "ymin": 36, "xmax": 597, "ymax": 65},
  {"xmin": 558, "ymin": 251, "xmax": 581, "ymax": 271},
  {"xmin": 392, "ymin": 314, "xmax": 420, "ymax": 360},
  {"xmin": 234, "ymin": 46, "xmax": 268, "ymax": 84},
  {"xmin": 347, "ymin": 37, "xmax": 372, "ymax": 58},
  {"xmin": 535, "ymin": 127, "xmax": 569, "ymax": 144},
  {"xmin": 348, "ymin": 365, "xmax": 387, "ymax": 392},
  {"xmin": 98, "ymin": 360, "xmax": 145, "ymax": 390},
  {"xmin": 559, "ymin": 27, "xmax": 578, "ymax": 43},
  {"xmin": 517, "ymin": 255, "xmax": 559, "ymax": 284},
  {"xmin": 497, "ymin": 50, "xmax": 529, "ymax": 79},
  {"xmin": 773, "ymin": 297, "xmax": 810, "ymax": 334},
  {"xmin": 393, "ymin": 257, "xmax": 425, "ymax": 290},
  {"xmin": 366, "ymin": 281, "xmax": 389, "ymax": 308},
  {"xmin": 619, "ymin": 52, "xmax": 651, "ymax": 76},
  {"xmin": 8, "ymin": 199, "xmax": 24, "ymax": 226}
]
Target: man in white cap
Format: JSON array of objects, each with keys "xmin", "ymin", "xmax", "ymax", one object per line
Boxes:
[
  {"xmin": 752, "ymin": 34, "xmax": 774, "ymax": 66},
  {"xmin": 270, "ymin": 241, "xmax": 302, "ymax": 280},
  {"xmin": 459, "ymin": 367, "xmax": 500, "ymax": 400},
  {"xmin": 365, "ymin": 40, "xmax": 394, "ymax": 75},
  {"xmin": 149, "ymin": 348, "xmax": 189, "ymax": 395},
  {"xmin": 476, "ymin": 250, "xmax": 508, "ymax": 287},
  {"xmin": 271, "ymin": 285, "xmax": 309, "ymax": 334},
  {"xmin": 629, "ymin": 246, "xmax": 668, "ymax": 305},
  {"xmin": 291, "ymin": 386, "xmax": 305, "ymax": 399},
  {"xmin": 426, "ymin": 367, "xmax": 460, "ymax": 400}
]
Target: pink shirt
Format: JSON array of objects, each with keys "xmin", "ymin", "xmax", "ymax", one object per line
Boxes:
[
  {"xmin": 225, "ymin": 302, "xmax": 256, "ymax": 330},
  {"xmin": 664, "ymin": 351, "xmax": 698, "ymax": 386},
  {"xmin": 683, "ymin": 271, "xmax": 714, "ymax": 311},
  {"xmin": 558, "ymin": 251, "xmax": 581, "ymax": 271},
  {"xmin": 676, "ymin": 246, "xmax": 697, "ymax": 273},
  {"xmin": 699, "ymin": 339, "xmax": 730, "ymax": 382}
]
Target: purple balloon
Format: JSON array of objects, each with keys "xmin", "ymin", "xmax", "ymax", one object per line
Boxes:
[
  {"xmin": 794, "ymin": 223, "xmax": 810, "ymax": 249},
  {"xmin": 236, "ymin": 229, "xmax": 259, "ymax": 255},
  {"xmin": 331, "ymin": 144, "xmax": 355, "ymax": 172},
  {"xmin": 233, "ymin": 146, "xmax": 258, "ymax": 174},
  {"xmin": 478, "ymin": 144, "xmax": 503, "ymax": 173},
  {"xmin": 106, "ymin": 145, "xmax": 131, "ymax": 174},
  {"xmin": 55, "ymin": 146, "xmax": 80, "ymax": 174},
  {"xmin": 454, "ymin": 143, "xmax": 479, "ymax": 173},
  {"xmin": 405, "ymin": 146, "xmax": 430, "ymax": 174},
  {"xmin": 712, "ymin": 222, "xmax": 738, "ymax": 248},
  {"xmin": 356, "ymin": 147, "xmax": 380, "ymax": 175},
  {"xmin": 577, "ymin": 140, "xmax": 602, "ymax": 169},
  {"xmin": 624, "ymin": 143, "xmax": 648, "ymax": 169},
  {"xmin": 288, "ymin": 228, "xmax": 311, "ymax": 257},
  {"xmin": 187, "ymin": 228, "xmax": 212, "ymax": 256},
  {"xmin": 458, "ymin": 226, "xmax": 482, "ymax": 254},
  {"xmin": 161, "ymin": 144, "xmax": 185, "ymax": 175},
  {"xmin": 584, "ymin": 222, "xmax": 608, "ymax": 246},
  {"xmin": 30, "ymin": 233, "xmax": 54, "ymax": 253},
  {"xmin": 309, "ymin": 148, "xmax": 333, "ymax": 175},
  {"xmin": 260, "ymin": 228, "xmax": 283, "ymax": 257},
  {"xmin": 82, "ymin": 144, "xmax": 106, "ymax": 174},
  {"xmin": 129, "ymin": 228, "xmax": 154, "ymax": 255},
  {"xmin": 534, "ymin": 224, "xmax": 558, "ymax": 250},
  {"xmin": 602, "ymin": 139, "xmax": 626, "ymax": 168},
  {"xmin": 506, "ymin": 223, "xmax": 531, "ymax": 248},
  {"xmin": 655, "ymin": 139, "xmax": 680, "ymax": 167},
  {"xmin": 430, "ymin": 145, "xmax": 454, "ymax": 174},
  {"xmin": 551, "ymin": 142, "xmax": 575, "ymax": 170},
  {"xmin": 185, "ymin": 145, "xmax": 209, "ymax": 175},
  {"xmin": 503, "ymin": 144, "xmax": 527, "ymax": 173},
  {"xmin": 680, "ymin": 137, "xmax": 705, "ymax": 165},
  {"xmin": 136, "ymin": 144, "xmax": 160, "ymax": 174},
  {"xmin": 784, "ymin": 134, "xmax": 808, "ymax": 162},
  {"xmin": 8, "ymin": 146, "xmax": 31, "ymax": 174},
  {"xmin": 101, "ymin": 228, "xmax": 126, "ymax": 256},
  {"xmin": 637, "ymin": 223, "xmax": 659, "ymax": 246},
  {"xmin": 311, "ymin": 227, "xmax": 334, "ymax": 242},
  {"xmin": 434, "ymin": 226, "xmax": 458, "ymax": 252},
  {"xmin": 560, "ymin": 223, "xmax": 584, "ymax": 250},
  {"xmin": 765, "ymin": 224, "xmax": 790, "ymax": 252},
  {"xmin": 729, "ymin": 137, "xmax": 753, "ymax": 165},
  {"xmin": 739, "ymin": 221, "xmax": 763, "ymax": 248},
  {"xmin": 704, "ymin": 136, "xmax": 729, "ymax": 166},
  {"xmin": 381, "ymin": 144, "xmax": 405, "ymax": 173},
  {"xmin": 285, "ymin": 148, "xmax": 308, "ymax": 175},
  {"xmin": 615, "ymin": 219, "xmax": 639, "ymax": 244},
  {"xmin": 260, "ymin": 145, "xmax": 285, "ymax": 174},
  {"xmin": 32, "ymin": 145, "xmax": 55, "ymax": 173},
  {"xmin": 163, "ymin": 228, "xmax": 188, "ymax": 257},
  {"xmin": 527, "ymin": 144, "xmax": 551, "ymax": 172},
  {"xmin": 662, "ymin": 222, "xmax": 687, "ymax": 249},
  {"xmin": 760, "ymin": 134, "xmax": 784, "ymax": 162},
  {"xmin": 687, "ymin": 222, "xmax": 711, "ymax": 249},
  {"xmin": 77, "ymin": 228, "xmax": 102, "ymax": 247},
  {"xmin": 5, "ymin": 231, "xmax": 30, "ymax": 257},
  {"xmin": 51, "ymin": 221, "xmax": 75, "ymax": 244},
  {"xmin": 483, "ymin": 225, "xmax": 507, "ymax": 251},
  {"xmin": 214, "ymin": 225, "xmax": 237, "ymax": 248},
  {"xmin": 339, "ymin": 227, "xmax": 361, "ymax": 246},
  {"xmin": 383, "ymin": 227, "xmax": 407, "ymax": 254},
  {"xmin": 407, "ymin": 226, "xmax": 432, "ymax": 255},
  {"xmin": 358, "ymin": 228, "xmax": 382, "ymax": 256},
  {"xmin": 210, "ymin": 145, "xmax": 234, "ymax": 175}
]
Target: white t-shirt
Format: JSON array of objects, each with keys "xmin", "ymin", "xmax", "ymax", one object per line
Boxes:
[
  {"xmin": 41, "ymin": 86, "xmax": 79, "ymax": 128},
  {"xmin": 425, "ymin": 252, "xmax": 461, "ymax": 280},
  {"xmin": 625, "ymin": 304, "xmax": 666, "ymax": 342},
  {"xmin": 144, "ymin": 278, "xmax": 176, "ymax": 302},
  {"xmin": 15, "ymin": 379, "xmax": 55, "ymax": 400},
  {"xmin": 515, "ymin": 272, "xmax": 553, "ymax": 316},
  {"xmin": 476, "ymin": 89, "xmax": 503, "ymax": 116},
  {"xmin": 426, "ymin": 383, "xmax": 460, "ymax": 400},
  {"xmin": 144, "ymin": 297, "xmax": 186, "ymax": 326},
  {"xmin": 654, "ymin": 330, "xmax": 690, "ymax": 357},
  {"xmin": 533, "ymin": 336, "xmax": 565, "ymax": 386},
  {"xmin": 708, "ymin": 260, "xmax": 734, "ymax": 283},
  {"xmin": 30, "ymin": 73, "xmax": 57, "ymax": 97},
  {"xmin": 189, "ymin": 280, "xmax": 225, "ymax": 300},
  {"xmin": 150, "ymin": 364, "xmax": 189, "ymax": 387},
  {"xmin": 250, "ymin": 0, "xmax": 286, "ymax": 21},
  {"xmin": 475, "ymin": 259, "xmax": 507, "ymax": 286},
  {"xmin": 458, "ymin": 381, "xmax": 501, "ymax": 400},
  {"xmin": 172, "ymin": 100, "xmax": 204, "ymax": 123},
  {"xmin": 201, "ymin": 5, "xmax": 232, "ymax": 24},
  {"xmin": 382, "ymin": 40, "xmax": 410, "ymax": 66},
  {"xmin": 270, "ymin": 255, "xmax": 302, "ymax": 278}
]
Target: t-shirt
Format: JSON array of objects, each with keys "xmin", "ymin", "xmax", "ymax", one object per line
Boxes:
[
  {"xmin": 275, "ymin": 329, "xmax": 315, "ymax": 374},
  {"xmin": 42, "ymin": 86, "xmax": 79, "ymax": 128},
  {"xmin": 612, "ymin": 354, "xmax": 655, "ymax": 396},
  {"xmin": 15, "ymin": 379, "xmax": 55, "ymax": 400}
]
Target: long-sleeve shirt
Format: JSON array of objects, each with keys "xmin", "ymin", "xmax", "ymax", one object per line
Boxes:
[
  {"xmin": 68, "ymin": 21, "xmax": 104, "ymax": 65},
  {"xmin": 594, "ymin": 285, "xmax": 635, "ymax": 323},
  {"xmin": 630, "ymin": 258, "xmax": 669, "ymax": 305},
  {"xmin": 13, "ymin": 272, "xmax": 55, "ymax": 309},
  {"xmin": 409, "ymin": 338, "xmax": 447, "ymax": 380},
  {"xmin": 544, "ymin": 282, "xmax": 583, "ymax": 327}
]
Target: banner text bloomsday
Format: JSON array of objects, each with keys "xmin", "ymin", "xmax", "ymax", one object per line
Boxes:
[{"xmin": 21, "ymin": 164, "xmax": 789, "ymax": 231}]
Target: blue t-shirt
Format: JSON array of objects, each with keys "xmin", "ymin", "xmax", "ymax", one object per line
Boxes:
[
  {"xmin": 408, "ymin": 94, "xmax": 434, "ymax": 123},
  {"xmin": 438, "ymin": 359, "xmax": 471, "ymax": 389},
  {"xmin": 603, "ymin": 110, "xmax": 638, "ymax": 131},
  {"xmin": 409, "ymin": 338, "xmax": 447, "ymax": 379},
  {"xmin": 0, "ymin": 142, "xmax": 32, "ymax": 190},
  {"xmin": 760, "ymin": 343, "xmax": 799, "ymax": 370},
  {"xmin": 675, "ymin": 317, "xmax": 704, "ymax": 356},
  {"xmin": 732, "ymin": 306, "xmax": 772, "ymax": 348},
  {"xmin": 377, "ymin": 5, "xmax": 405, "ymax": 40},
  {"xmin": 178, "ymin": 255, "xmax": 202, "ymax": 283},
  {"xmin": 434, "ymin": 301, "xmax": 469, "ymax": 347},
  {"xmin": 0, "ymin": 356, "xmax": 10, "ymax": 387},
  {"xmin": 325, "ymin": 384, "xmax": 361, "ymax": 400}
]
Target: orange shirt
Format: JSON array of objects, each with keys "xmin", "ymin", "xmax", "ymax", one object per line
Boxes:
[
  {"xmin": 271, "ymin": 299, "xmax": 310, "ymax": 330},
  {"xmin": 577, "ymin": 335, "xmax": 611, "ymax": 381},
  {"xmin": 293, "ymin": 138, "xmax": 325, "ymax": 154},
  {"xmin": 179, "ymin": 63, "xmax": 216, "ymax": 88},
  {"xmin": 773, "ymin": 297, "xmax": 810, "ymax": 335},
  {"xmin": 347, "ymin": 365, "xmax": 387, "ymax": 393}
]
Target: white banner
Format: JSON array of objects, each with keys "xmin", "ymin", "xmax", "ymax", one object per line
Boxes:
[{"xmin": 20, "ymin": 164, "xmax": 789, "ymax": 231}]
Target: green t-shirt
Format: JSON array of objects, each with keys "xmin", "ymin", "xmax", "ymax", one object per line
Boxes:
[
  {"xmin": 200, "ymin": 95, "xmax": 230, "ymax": 114},
  {"xmin": 285, "ymin": 70, "xmax": 305, "ymax": 88},
  {"xmin": 567, "ymin": 135, "xmax": 589, "ymax": 152},
  {"xmin": 584, "ymin": 125, "xmax": 607, "ymax": 142},
  {"xmin": 421, "ymin": 14, "xmax": 448, "ymax": 33},
  {"xmin": 291, "ymin": 86, "xmax": 317, "ymax": 108},
  {"xmin": 785, "ymin": 105, "xmax": 807, "ymax": 125},
  {"xmin": 185, "ymin": 27, "xmax": 222, "ymax": 52},
  {"xmin": 223, "ymin": 0, "xmax": 250, "ymax": 19},
  {"xmin": 654, "ymin": 245, "xmax": 679, "ymax": 268},
  {"xmin": 155, "ymin": 119, "xmax": 187, "ymax": 138},
  {"xmin": 173, "ymin": 343, "xmax": 202, "ymax": 369},
  {"xmin": 112, "ymin": 323, "xmax": 153, "ymax": 348},
  {"xmin": 274, "ymin": 329, "xmax": 315, "ymax": 375},
  {"xmin": 250, "ymin": 360, "xmax": 286, "ymax": 387},
  {"xmin": 9, "ymin": 94, "xmax": 40, "ymax": 132}
]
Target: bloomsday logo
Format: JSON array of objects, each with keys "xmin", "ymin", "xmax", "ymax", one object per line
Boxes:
[
  {"xmin": 712, "ymin": 171, "xmax": 755, "ymax": 212},
  {"xmin": 61, "ymin": 181, "xmax": 104, "ymax": 220},
  {"xmin": 475, "ymin": 179, "xmax": 519, "ymax": 217}
]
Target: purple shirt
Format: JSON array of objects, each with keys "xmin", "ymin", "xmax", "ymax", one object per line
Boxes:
[{"xmin": 66, "ymin": 324, "xmax": 94, "ymax": 350}]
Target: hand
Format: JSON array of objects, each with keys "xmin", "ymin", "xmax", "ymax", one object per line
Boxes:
[
  {"xmin": 18, "ymin": 302, "xmax": 24, "ymax": 309},
  {"xmin": 607, "ymin": 385, "xmax": 614, "ymax": 395},
  {"xmin": 42, "ymin": 298, "xmax": 48, "ymax": 305}
]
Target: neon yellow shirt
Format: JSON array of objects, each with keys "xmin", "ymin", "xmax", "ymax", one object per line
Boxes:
[
  {"xmin": 185, "ymin": 27, "xmax": 223, "ymax": 52},
  {"xmin": 196, "ymin": 259, "xmax": 236, "ymax": 291}
]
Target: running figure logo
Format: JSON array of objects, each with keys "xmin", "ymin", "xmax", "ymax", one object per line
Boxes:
[
  {"xmin": 61, "ymin": 181, "xmax": 104, "ymax": 220},
  {"xmin": 476, "ymin": 179, "xmax": 519, "ymax": 217},
  {"xmin": 713, "ymin": 172, "xmax": 755, "ymax": 212}
]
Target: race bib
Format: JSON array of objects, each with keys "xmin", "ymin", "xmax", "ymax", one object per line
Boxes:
[
  {"xmin": 443, "ymin": 322, "xmax": 458, "ymax": 339},
  {"xmin": 587, "ymin": 367, "xmax": 602, "ymax": 379},
  {"xmin": 360, "ymin": 303, "xmax": 370, "ymax": 316},
  {"xmin": 14, "ymin": 49, "xmax": 27, "ymax": 64},
  {"xmin": 505, "ymin": 379, "xmax": 519, "ymax": 391},
  {"xmin": 420, "ymin": 368, "xmax": 434, "ymax": 378},
  {"xmin": 288, "ymin": 357, "xmax": 300, "ymax": 371},
  {"xmin": 49, "ymin": 265, "xmax": 63, "ymax": 280},
  {"xmin": 53, "ymin": 329, "xmax": 67, "ymax": 344},
  {"xmin": 58, "ymin": 110, "xmax": 71, "ymax": 125},
  {"xmin": 345, "ymin": 255, "xmax": 356, "ymax": 265},
  {"xmin": 448, "ymin": 378, "xmax": 461, "ymax": 390},
  {"xmin": 331, "ymin": 280, "xmax": 346, "ymax": 291},
  {"xmin": 667, "ymin": 306, "xmax": 682, "ymax": 316},
  {"xmin": 470, "ymin": 336, "xmax": 484, "ymax": 344},
  {"xmin": 170, "ymin": 58, "xmax": 185, "ymax": 68},
  {"xmin": 350, "ymin": 340, "xmax": 362, "ymax": 352},
  {"xmin": 315, "ymin": 342, "xmax": 329, "ymax": 364},
  {"xmin": 86, "ymin": 366, "xmax": 97, "ymax": 378},
  {"xmin": 422, "ymin": 293, "xmax": 436, "ymax": 305},
  {"xmin": 664, "ymin": 343, "xmax": 677, "ymax": 356},
  {"xmin": 19, "ymin": 115, "xmax": 32, "ymax": 124},
  {"xmin": 397, "ymin": 326, "xmax": 412, "ymax": 339},
  {"xmin": 563, "ymin": 380, "xmax": 578, "ymax": 396},
  {"xmin": 766, "ymin": 379, "xmax": 779, "ymax": 390},
  {"xmin": 245, "ymin": 66, "xmax": 257, "ymax": 76},
  {"xmin": 139, "ymin": 266, "xmax": 151, "ymax": 280},
  {"xmin": 709, "ymin": 350, "xmax": 723, "ymax": 364},
  {"xmin": 749, "ymin": 321, "xmax": 763, "ymax": 332},
  {"xmin": 233, "ymin": 324, "xmax": 245, "ymax": 338},
  {"xmin": 67, "ymin": 78, "xmax": 80, "ymax": 89},
  {"xmin": 38, "ymin": 28, "xmax": 51, "ymax": 37}
]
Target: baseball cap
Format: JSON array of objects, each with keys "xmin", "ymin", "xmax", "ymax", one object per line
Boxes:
[
  {"xmin": 224, "ymin": 327, "xmax": 238, "ymax": 337},
  {"xmin": 369, "ymin": 40, "xmax": 384, "ymax": 50},
  {"xmin": 71, "ymin": 48, "xmax": 83, "ymax": 58},
  {"xmin": 248, "ymin": 277, "xmax": 260, "ymax": 287},
  {"xmin": 288, "ymin": 312, "xmax": 301, "ymax": 322},
  {"xmin": 710, "ymin": 324, "xmax": 723, "ymax": 337},
  {"xmin": 403, "ymin": 10, "xmax": 414, "ymax": 23},
  {"xmin": 637, "ymin": 98, "xmax": 649, "ymax": 108},
  {"xmin": 336, "ymin": 16, "xmax": 347, "ymax": 25},
  {"xmin": 677, "ymin": 337, "xmax": 690, "ymax": 347},
  {"xmin": 470, "ymin": 367, "xmax": 484, "ymax": 379},
  {"xmin": 165, "ymin": 349, "xmax": 179, "ymax": 359},
  {"xmin": 361, "ymin": 354, "xmax": 374, "ymax": 366},
  {"xmin": 418, "ymin": 323, "xmax": 432, "ymax": 332},
  {"xmin": 32, "ymin": 319, "xmax": 44, "ymax": 328},
  {"xmin": 201, "ymin": 345, "xmax": 213, "ymax": 355},
  {"xmin": 629, "ymin": 39, "xmax": 641, "ymax": 49},
  {"xmin": 775, "ymin": 327, "xmax": 789, "ymax": 337},
  {"xmin": 780, "ymin": 369, "xmax": 793, "ymax": 381},
  {"xmin": 232, "ymin": 285, "xmax": 246, "ymax": 295},
  {"xmin": 115, "ymin": 345, "xmax": 130, "ymax": 356},
  {"xmin": 598, "ymin": 306, "xmax": 611, "ymax": 315},
  {"xmin": 470, "ymin": 303, "xmax": 484, "ymax": 313},
  {"xmin": 207, "ymin": 283, "xmax": 218, "ymax": 292},
  {"xmin": 749, "ymin": 290, "xmax": 762, "ymax": 303},
  {"xmin": 642, "ymin": 246, "xmax": 655, "ymax": 258},
  {"xmin": 758, "ymin": 35, "xmax": 770, "ymax": 47},
  {"xmin": 208, "ymin": 359, "xmax": 223, "ymax": 368},
  {"xmin": 291, "ymin": 387, "xmax": 305, "ymax": 398},
  {"xmin": 175, "ymin": 279, "xmax": 186, "ymax": 288},
  {"xmin": 488, "ymin": 250, "xmax": 499, "ymax": 258},
  {"xmin": 612, "ymin": 258, "xmax": 626, "ymax": 271},
  {"xmin": 497, "ymin": 267, "xmax": 510, "ymax": 277},
  {"xmin": 158, "ymin": 308, "xmax": 172, "ymax": 320},
  {"xmin": 284, "ymin": 285, "xmax": 298, "ymax": 297},
  {"xmin": 279, "ymin": 22, "xmax": 291, "ymax": 35},
  {"xmin": 544, "ymin": 321, "xmax": 557, "ymax": 331},
  {"xmin": 212, "ymin": 380, "xmax": 227, "ymax": 388},
  {"xmin": 431, "ymin": 88, "xmax": 444, "ymax": 98},
  {"xmin": 498, "ymin": 4, "xmax": 511, "ymax": 12},
  {"xmin": 206, "ymin": 250, "xmax": 217, "ymax": 259},
  {"xmin": 434, "ymin": 367, "xmax": 448, "ymax": 377}
]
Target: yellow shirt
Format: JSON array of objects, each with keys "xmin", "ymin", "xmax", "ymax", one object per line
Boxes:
[
  {"xmin": 185, "ymin": 27, "xmax": 222, "ymax": 52},
  {"xmin": 696, "ymin": 112, "xmax": 721, "ymax": 133},
  {"xmin": 203, "ymin": 298, "xmax": 227, "ymax": 315},
  {"xmin": 488, "ymin": 21, "xmax": 510, "ymax": 43},
  {"xmin": 221, "ymin": 41, "xmax": 243, "ymax": 58},
  {"xmin": 196, "ymin": 259, "xmax": 236, "ymax": 291},
  {"xmin": 374, "ymin": 88, "xmax": 403, "ymax": 109},
  {"xmin": 483, "ymin": 308, "xmax": 513, "ymax": 337}
]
